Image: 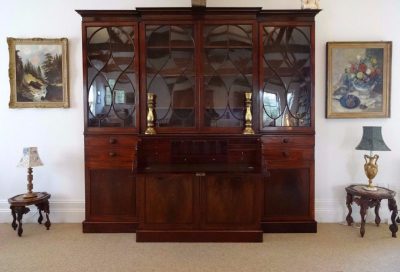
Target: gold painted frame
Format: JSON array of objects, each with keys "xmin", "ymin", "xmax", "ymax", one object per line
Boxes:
[
  {"xmin": 8, "ymin": 38, "xmax": 69, "ymax": 108},
  {"xmin": 326, "ymin": 42, "xmax": 391, "ymax": 118}
]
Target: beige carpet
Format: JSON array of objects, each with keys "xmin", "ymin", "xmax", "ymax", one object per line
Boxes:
[{"xmin": 0, "ymin": 223, "xmax": 399, "ymax": 272}]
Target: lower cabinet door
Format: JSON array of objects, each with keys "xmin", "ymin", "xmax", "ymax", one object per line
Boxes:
[
  {"xmin": 201, "ymin": 173, "xmax": 261, "ymax": 230},
  {"xmin": 140, "ymin": 174, "xmax": 198, "ymax": 229},
  {"xmin": 88, "ymin": 169, "xmax": 136, "ymax": 221},
  {"xmin": 263, "ymin": 165, "xmax": 312, "ymax": 220}
]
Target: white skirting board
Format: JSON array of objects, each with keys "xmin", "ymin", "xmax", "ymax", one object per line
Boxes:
[
  {"xmin": 0, "ymin": 199, "xmax": 395, "ymax": 224},
  {"xmin": 0, "ymin": 199, "xmax": 84, "ymax": 223}
]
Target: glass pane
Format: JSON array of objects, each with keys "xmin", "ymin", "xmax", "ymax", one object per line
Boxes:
[
  {"xmin": 86, "ymin": 26, "xmax": 137, "ymax": 128},
  {"xmin": 262, "ymin": 26, "xmax": 311, "ymax": 127},
  {"xmin": 146, "ymin": 25, "xmax": 195, "ymax": 128},
  {"xmin": 203, "ymin": 25, "xmax": 253, "ymax": 128},
  {"xmin": 204, "ymin": 25, "xmax": 252, "ymax": 47}
]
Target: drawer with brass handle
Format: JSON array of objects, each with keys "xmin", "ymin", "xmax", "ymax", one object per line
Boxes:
[
  {"xmin": 85, "ymin": 135, "xmax": 138, "ymax": 147},
  {"xmin": 261, "ymin": 135, "xmax": 314, "ymax": 147},
  {"xmin": 262, "ymin": 148, "xmax": 313, "ymax": 161},
  {"xmin": 85, "ymin": 147, "xmax": 136, "ymax": 168}
]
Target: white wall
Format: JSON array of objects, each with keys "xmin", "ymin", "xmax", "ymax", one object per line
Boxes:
[{"xmin": 0, "ymin": 0, "xmax": 399, "ymax": 223}]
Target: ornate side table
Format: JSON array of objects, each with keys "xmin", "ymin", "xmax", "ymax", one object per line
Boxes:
[
  {"xmin": 345, "ymin": 185, "xmax": 398, "ymax": 238},
  {"xmin": 8, "ymin": 192, "xmax": 51, "ymax": 237}
]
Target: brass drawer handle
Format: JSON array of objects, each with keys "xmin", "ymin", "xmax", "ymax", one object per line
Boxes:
[
  {"xmin": 109, "ymin": 152, "xmax": 116, "ymax": 157},
  {"xmin": 109, "ymin": 138, "xmax": 117, "ymax": 144},
  {"xmin": 196, "ymin": 172, "xmax": 206, "ymax": 177},
  {"xmin": 282, "ymin": 138, "xmax": 289, "ymax": 144}
]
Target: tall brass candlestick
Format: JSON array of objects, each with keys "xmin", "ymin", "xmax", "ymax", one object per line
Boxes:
[
  {"xmin": 145, "ymin": 93, "xmax": 156, "ymax": 135},
  {"xmin": 243, "ymin": 91, "xmax": 255, "ymax": 135}
]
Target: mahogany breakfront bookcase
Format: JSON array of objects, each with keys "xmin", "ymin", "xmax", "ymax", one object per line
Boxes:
[{"xmin": 77, "ymin": 7, "xmax": 319, "ymax": 242}]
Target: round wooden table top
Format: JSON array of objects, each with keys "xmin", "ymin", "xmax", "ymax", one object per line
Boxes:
[
  {"xmin": 345, "ymin": 184, "xmax": 395, "ymax": 199},
  {"xmin": 8, "ymin": 192, "xmax": 51, "ymax": 206}
]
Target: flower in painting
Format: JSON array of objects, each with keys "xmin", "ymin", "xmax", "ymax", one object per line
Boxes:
[{"xmin": 344, "ymin": 55, "xmax": 382, "ymax": 92}]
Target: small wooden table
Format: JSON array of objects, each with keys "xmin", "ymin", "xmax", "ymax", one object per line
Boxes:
[
  {"xmin": 345, "ymin": 184, "xmax": 398, "ymax": 238},
  {"xmin": 8, "ymin": 192, "xmax": 51, "ymax": 236}
]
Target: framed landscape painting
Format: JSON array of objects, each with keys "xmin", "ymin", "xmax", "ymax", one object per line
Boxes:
[
  {"xmin": 326, "ymin": 42, "xmax": 391, "ymax": 118},
  {"xmin": 8, "ymin": 38, "xmax": 69, "ymax": 108}
]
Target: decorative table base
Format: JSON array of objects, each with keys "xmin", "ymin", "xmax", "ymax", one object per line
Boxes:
[
  {"xmin": 8, "ymin": 192, "xmax": 51, "ymax": 237},
  {"xmin": 345, "ymin": 185, "xmax": 397, "ymax": 238}
]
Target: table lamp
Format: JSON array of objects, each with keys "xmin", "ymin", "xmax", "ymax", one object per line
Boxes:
[
  {"xmin": 17, "ymin": 147, "xmax": 43, "ymax": 198},
  {"xmin": 355, "ymin": 126, "xmax": 390, "ymax": 191}
]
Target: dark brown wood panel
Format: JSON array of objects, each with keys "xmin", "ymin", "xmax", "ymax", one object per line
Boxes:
[
  {"xmin": 142, "ymin": 174, "xmax": 197, "ymax": 227},
  {"xmin": 136, "ymin": 230, "xmax": 262, "ymax": 242},
  {"xmin": 88, "ymin": 169, "xmax": 136, "ymax": 221},
  {"xmin": 263, "ymin": 167, "xmax": 311, "ymax": 220},
  {"xmin": 202, "ymin": 174, "xmax": 261, "ymax": 229},
  {"xmin": 262, "ymin": 148, "xmax": 313, "ymax": 161}
]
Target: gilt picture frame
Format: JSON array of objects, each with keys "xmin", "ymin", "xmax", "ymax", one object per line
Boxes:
[
  {"xmin": 326, "ymin": 42, "xmax": 391, "ymax": 118},
  {"xmin": 8, "ymin": 38, "xmax": 69, "ymax": 108}
]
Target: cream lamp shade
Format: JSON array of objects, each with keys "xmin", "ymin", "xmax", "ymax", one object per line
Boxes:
[
  {"xmin": 17, "ymin": 147, "xmax": 43, "ymax": 168},
  {"xmin": 17, "ymin": 147, "xmax": 43, "ymax": 198}
]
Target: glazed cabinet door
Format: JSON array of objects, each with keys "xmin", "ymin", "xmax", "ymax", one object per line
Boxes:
[
  {"xmin": 141, "ymin": 21, "xmax": 258, "ymax": 133},
  {"xmin": 84, "ymin": 22, "xmax": 139, "ymax": 131},
  {"xmin": 202, "ymin": 23, "xmax": 256, "ymax": 132},
  {"xmin": 260, "ymin": 24, "xmax": 313, "ymax": 130},
  {"xmin": 142, "ymin": 23, "xmax": 196, "ymax": 132}
]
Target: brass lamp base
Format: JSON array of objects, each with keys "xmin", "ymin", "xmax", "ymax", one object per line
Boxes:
[{"xmin": 362, "ymin": 154, "xmax": 379, "ymax": 191}]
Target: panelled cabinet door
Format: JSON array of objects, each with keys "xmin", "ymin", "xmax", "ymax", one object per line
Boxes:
[
  {"xmin": 263, "ymin": 165, "xmax": 312, "ymax": 220},
  {"xmin": 140, "ymin": 174, "xmax": 198, "ymax": 229},
  {"xmin": 85, "ymin": 23, "xmax": 139, "ymax": 129},
  {"xmin": 260, "ymin": 24, "xmax": 313, "ymax": 130},
  {"xmin": 201, "ymin": 173, "xmax": 261, "ymax": 229},
  {"xmin": 88, "ymin": 169, "xmax": 136, "ymax": 221}
]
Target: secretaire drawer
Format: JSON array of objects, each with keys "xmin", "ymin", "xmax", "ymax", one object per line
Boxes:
[
  {"xmin": 261, "ymin": 135, "xmax": 314, "ymax": 147},
  {"xmin": 85, "ymin": 135, "xmax": 138, "ymax": 147},
  {"xmin": 85, "ymin": 147, "xmax": 136, "ymax": 168},
  {"xmin": 262, "ymin": 148, "xmax": 314, "ymax": 161}
]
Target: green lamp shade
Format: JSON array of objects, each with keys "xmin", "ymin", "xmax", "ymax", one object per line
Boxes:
[{"xmin": 355, "ymin": 126, "xmax": 391, "ymax": 151}]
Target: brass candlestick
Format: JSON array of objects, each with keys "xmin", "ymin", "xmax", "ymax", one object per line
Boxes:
[
  {"xmin": 243, "ymin": 92, "xmax": 255, "ymax": 135},
  {"xmin": 145, "ymin": 93, "xmax": 156, "ymax": 135}
]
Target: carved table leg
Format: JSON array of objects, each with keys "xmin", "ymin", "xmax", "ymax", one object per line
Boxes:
[
  {"xmin": 43, "ymin": 200, "xmax": 51, "ymax": 230},
  {"xmin": 388, "ymin": 198, "xmax": 398, "ymax": 238},
  {"xmin": 35, "ymin": 203, "xmax": 44, "ymax": 224},
  {"xmin": 346, "ymin": 193, "xmax": 354, "ymax": 226},
  {"xmin": 358, "ymin": 198, "xmax": 369, "ymax": 238},
  {"xmin": 374, "ymin": 200, "xmax": 381, "ymax": 226},
  {"xmin": 10, "ymin": 206, "xmax": 17, "ymax": 230},
  {"xmin": 15, "ymin": 206, "xmax": 30, "ymax": 237}
]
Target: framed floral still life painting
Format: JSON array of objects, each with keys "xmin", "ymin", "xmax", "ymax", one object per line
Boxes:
[
  {"xmin": 326, "ymin": 42, "xmax": 391, "ymax": 118},
  {"xmin": 8, "ymin": 38, "xmax": 69, "ymax": 108}
]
